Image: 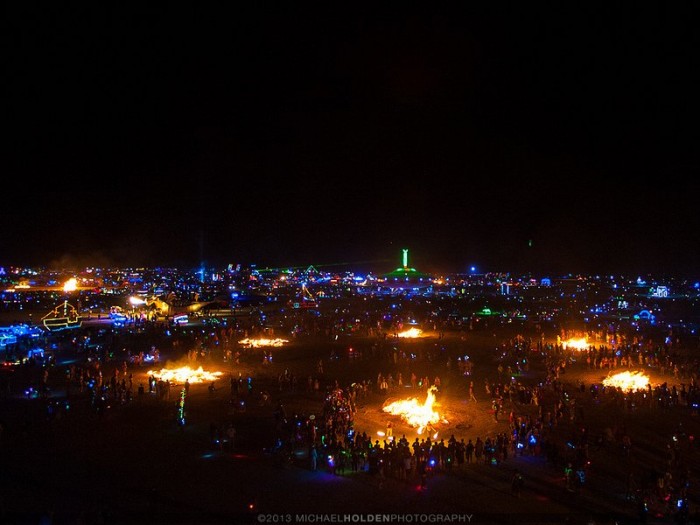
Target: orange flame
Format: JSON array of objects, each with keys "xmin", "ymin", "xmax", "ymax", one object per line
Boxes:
[
  {"xmin": 383, "ymin": 385, "xmax": 445, "ymax": 434},
  {"xmin": 397, "ymin": 327, "xmax": 423, "ymax": 338},
  {"xmin": 563, "ymin": 338, "xmax": 589, "ymax": 350},
  {"xmin": 63, "ymin": 278, "xmax": 78, "ymax": 293},
  {"xmin": 238, "ymin": 338, "xmax": 289, "ymax": 348},
  {"xmin": 146, "ymin": 366, "xmax": 223, "ymax": 384},
  {"xmin": 602, "ymin": 370, "xmax": 650, "ymax": 392}
]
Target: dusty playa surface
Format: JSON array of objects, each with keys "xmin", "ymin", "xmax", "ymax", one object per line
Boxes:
[{"xmin": 1, "ymin": 324, "xmax": 699, "ymax": 524}]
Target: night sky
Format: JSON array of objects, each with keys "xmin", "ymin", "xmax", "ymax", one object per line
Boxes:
[{"xmin": 5, "ymin": 4, "xmax": 699, "ymax": 276}]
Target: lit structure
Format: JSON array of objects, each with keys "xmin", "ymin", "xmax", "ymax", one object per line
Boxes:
[
  {"xmin": 381, "ymin": 249, "xmax": 432, "ymax": 282},
  {"xmin": 129, "ymin": 296, "xmax": 147, "ymax": 307},
  {"xmin": 41, "ymin": 300, "xmax": 82, "ymax": 331},
  {"xmin": 178, "ymin": 388, "xmax": 186, "ymax": 425}
]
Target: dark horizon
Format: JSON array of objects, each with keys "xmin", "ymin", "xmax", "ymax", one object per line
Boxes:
[{"xmin": 5, "ymin": 5, "xmax": 699, "ymax": 277}]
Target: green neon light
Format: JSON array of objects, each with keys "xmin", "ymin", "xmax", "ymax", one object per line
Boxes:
[
  {"xmin": 178, "ymin": 388, "xmax": 186, "ymax": 425},
  {"xmin": 403, "ymin": 249, "xmax": 408, "ymax": 268}
]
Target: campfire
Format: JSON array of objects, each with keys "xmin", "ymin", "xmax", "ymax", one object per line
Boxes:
[
  {"xmin": 562, "ymin": 337, "xmax": 589, "ymax": 350},
  {"xmin": 602, "ymin": 370, "xmax": 650, "ymax": 392},
  {"xmin": 382, "ymin": 385, "xmax": 446, "ymax": 434},
  {"xmin": 146, "ymin": 365, "xmax": 223, "ymax": 384},
  {"xmin": 238, "ymin": 337, "xmax": 289, "ymax": 348},
  {"xmin": 63, "ymin": 278, "xmax": 78, "ymax": 293},
  {"xmin": 397, "ymin": 327, "xmax": 423, "ymax": 338}
]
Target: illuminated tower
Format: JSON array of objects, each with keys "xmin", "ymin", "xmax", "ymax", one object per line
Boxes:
[{"xmin": 382, "ymin": 249, "xmax": 431, "ymax": 281}]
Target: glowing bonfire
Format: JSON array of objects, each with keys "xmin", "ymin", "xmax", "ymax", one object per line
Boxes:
[
  {"xmin": 147, "ymin": 365, "xmax": 223, "ymax": 384},
  {"xmin": 383, "ymin": 386, "xmax": 446, "ymax": 434},
  {"xmin": 562, "ymin": 337, "xmax": 589, "ymax": 350},
  {"xmin": 602, "ymin": 370, "xmax": 650, "ymax": 392},
  {"xmin": 63, "ymin": 278, "xmax": 78, "ymax": 293},
  {"xmin": 238, "ymin": 338, "xmax": 289, "ymax": 348},
  {"xmin": 397, "ymin": 327, "xmax": 423, "ymax": 338}
]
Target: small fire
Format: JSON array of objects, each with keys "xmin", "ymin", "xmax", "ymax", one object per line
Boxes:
[
  {"xmin": 238, "ymin": 338, "xmax": 289, "ymax": 348},
  {"xmin": 397, "ymin": 327, "xmax": 423, "ymax": 338},
  {"xmin": 563, "ymin": 338, "xmax": 589, "ymax": 350},
  {"xmin": 63, "ymin": 278, "xmax": 78, "ymax": 293},
  {"xmin": 383, "ymin": 386, "xmax": 446, "ymax": 434},
  {"xmin": 602, "ymin": 370, "xmax": 650, "ymax": 392},
  {"xmin": 147, "ymin": 366, "xmax": 223, "ymax": 384}
]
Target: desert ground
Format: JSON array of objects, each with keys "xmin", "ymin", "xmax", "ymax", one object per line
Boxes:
[{"xmin": 1, "ymin": 317, "xmax": 698, "ymax": 525}]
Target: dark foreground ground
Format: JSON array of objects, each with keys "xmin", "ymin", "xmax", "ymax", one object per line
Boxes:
[{"xmin": 1, "ymin": 325, "xmax": 699, "ymax": 525}]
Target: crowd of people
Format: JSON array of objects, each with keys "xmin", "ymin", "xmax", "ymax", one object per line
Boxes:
[{"xmin": 1, "ymin": 302, "xmax": 699, "ymax": 523}]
